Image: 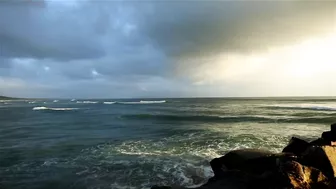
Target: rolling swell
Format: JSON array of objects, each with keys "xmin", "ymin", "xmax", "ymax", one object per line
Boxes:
[
  {"xmin": 264, "ymin": 104, "xmax": 336, "ymax": 111},
  {"xmin": 120, "ymin": 114, "xmax": 336, "ymax": 124}
]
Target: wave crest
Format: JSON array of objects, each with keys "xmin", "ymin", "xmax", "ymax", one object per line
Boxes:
[
  {"xmin": 118, "ymin": 100, "xmax": 166, "ymax": 104},
  {"xmin": 103, "ymin": 101, "xmax": 116, "ymax": 104},
  {"xmin": 120, "ymin": 113, "xmax": 335, "ymax": 124},
  {"xmin": 266, "ymin": 104, "xmax": 336, "ymax": 111},
  {"xmin": 76, "ymin": 101, "xmax": 98, "ymax": 104},
  {"xmin": 32, "ymin": 106, "xmax": 78, "ymax": 111}
]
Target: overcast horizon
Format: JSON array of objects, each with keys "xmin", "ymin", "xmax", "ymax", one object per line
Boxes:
[
  {"xmin": 4, "ymin": 94, "xmax": 336, "ymax": 100},
  {"xmin": 1, "ymin": 0, "xmax": 336, "ymax": 99}
]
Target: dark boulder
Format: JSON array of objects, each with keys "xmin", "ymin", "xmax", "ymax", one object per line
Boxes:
[
  {"xmin": 243, "ymin": 152, "xmax": 297, "ymax": 175},
  {"xmin": 201, "ymin": 170, "xmax": 253, "ymax": 189},
  {"xmin": 302, "ymin": 146, "xmax": 336, "ymax": 178},
  {"xmin": 282, "ymin": 137, "xmax": 310, "ymax": 156},
  {"xmin": 210, "ymin": 157, "xmax": 227, "ymax": 178},
  {"xmin": 210, "ymin": 149, "xmax": 275, "ymax": 177},
  {"xmin": 152, "ymin": 127, "xmax": 336, "ymax": 189},
  {"xmin": 310, "ymin": 138, "xmax": 330, "ymax": 146},
  {"xmin": 320, "ymin": 123, "xmax": 336, "ymax": 144},
  {"xmin": 330, "ymin": 123, "xmax": 336, "ymax": 133},
  {"xmin": 325, "ymin": 178, "xmax": 336, "ymax": 189},
  {"xmin": 321, "ymin": 131, "xmax": 335, "ymax": 143}
]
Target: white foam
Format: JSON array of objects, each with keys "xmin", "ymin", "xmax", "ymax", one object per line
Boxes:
[
  {"xmin": 71, "ymin": 130, "xmax": 287, "ymax": 189},
  {"xmin": 28, "ymin": 101, "xmax": 36, "ymax": 104},
  {"xmin": 118, "ymin": 102, "xmax": 142, "ymax": 104},
  {"xmin": 33, "ymin": 106, "xmax": 48, "ymax": 110},
  {"xmin": 32, "ymin": 106, "xmax": 78, "ymax": 111},
  {"xmin": 103, "ymin": 101, "xmax": 116, "ymax": 104},
  {"xmin": 140, "ymin": 100, "xmax": 166, "ymax": 104},
  {"xmin": 269, "ymin": 103, "xmax": 336, "ymax": 111},
  {"xmin": 118, "ymin": 100, "xmax": 166, "ymax": 104},
  {"xmin": 76, "ymin": 101, "xmax": 98, "ymax": 104},
  {"xmin": 53, "ymin": 100, "xmax": 59, "ymax": 103},
  {"xmin": 42, "ymin": 158, "xmax": 58, "ymax": 166},
  {"xmin": 83, "ymin": 101, "xmax": 98, "ymax": 104}
]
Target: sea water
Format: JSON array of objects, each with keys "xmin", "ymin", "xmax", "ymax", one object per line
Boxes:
[{"xmin": 0, "ymin": 98, "xmax": 333, "ymax": 189}]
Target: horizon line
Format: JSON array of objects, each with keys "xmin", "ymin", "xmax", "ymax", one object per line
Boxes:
[{"xmin": 3, "ymin": 95, "xmax": 336, "ymax": 100}]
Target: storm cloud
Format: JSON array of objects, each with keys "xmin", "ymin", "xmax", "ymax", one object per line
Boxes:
[
  {"xmin": 140, "ymin": 1, "xmax": 335, "ymax": 57},
  {"xmin": 0, "ymin": 0, "xmax": 335, "ymax": 98}
]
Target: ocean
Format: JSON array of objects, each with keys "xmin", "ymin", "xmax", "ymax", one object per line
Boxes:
[{"xmin": 0, "ymin": 98, "xmax": 334, "ymax": 189}]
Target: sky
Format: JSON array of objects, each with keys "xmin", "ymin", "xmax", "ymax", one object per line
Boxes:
[{"xmin": 1, "ymin": 0, "xmax": 336, "ymax": 98}]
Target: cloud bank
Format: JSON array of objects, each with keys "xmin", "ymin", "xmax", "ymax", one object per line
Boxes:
[{"xmin": 0, "ymin": 1, "xmax": 335, "ymax": 98}]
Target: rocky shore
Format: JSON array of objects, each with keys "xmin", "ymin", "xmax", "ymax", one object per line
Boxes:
[{"xmin": 152, "ymin": 123, "xmax": 336, "ymax": 189}]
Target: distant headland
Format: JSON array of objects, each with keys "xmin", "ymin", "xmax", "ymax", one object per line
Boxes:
[{"xmin": 0, "ymin": 96, "xmax": 20, "ymax": 100}]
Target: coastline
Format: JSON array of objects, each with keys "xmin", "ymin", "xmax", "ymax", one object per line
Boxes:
[{"xmin": 153, "ymin": 123, "xmax": 336, "ymax": 189}]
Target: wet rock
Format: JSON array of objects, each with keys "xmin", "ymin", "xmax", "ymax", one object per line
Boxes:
[
  {"xmin": 210, "ymin": 156, "xmax": 227, "ymax": 178},
  {"xmin": 310, "ymin": 138, "xmax": 330, "ymax": 146},
  {"xmin": 211, "ymin": 149, "xmax": 298, "ymax": 177},
  {"xmin": 331, "ymin": 123, "xmax": 336, "ymax": 133},
  {"xmin": 279, "ymin": 161, "xmax": 328, "ymax": 189},
  {"xmin": 302, "ymin": 146, "xmax": 336, "ymax": 178},
  {"xmin": 321, "ymin": 123, "xmax": 336, "ymax": 144},
  {"xmin": 201, "ymin": 170, "xmax": 252, "ymax": 189},
  {"xmin": 152, "ymin": 125, "xmax": 336, "ymax": 189},
  {"xmin": 210, "ymin": 149, "xmax": 274, "ymax": 177},
  {"xmin": 325, "ymin": 178, "xmax": 336, "ymax": 189},
  {"xmin": 243, "ymin": 152, "xmax": 297, "ymax": 175},
  {"xmin": 321, "ymin": 132, "xmax": 335, "ymax": 143},
  {"xmin": 282, "ymin": 137, "xmax": 310, "ymax": 156}
]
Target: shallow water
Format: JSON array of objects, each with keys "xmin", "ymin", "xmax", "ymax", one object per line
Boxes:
[{"xmin": 0, "ymin": 98, "xmax": 333, "ymax": 189}]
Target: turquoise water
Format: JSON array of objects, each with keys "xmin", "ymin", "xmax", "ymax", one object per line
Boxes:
[{"xmin": 0, "ymin": 98, "xmax": 333, "ymax": 189}]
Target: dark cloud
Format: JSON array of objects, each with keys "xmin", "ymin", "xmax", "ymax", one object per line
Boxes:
[
  {"xmin": 0, "ymin": 1, "xmax": 335, "ymax": 97},
  {"xmin": 138, "ymin": 1, "xmax": 336, "ymax": 59},
  {"xmin": 0, "ymin": 1, "xmax": 105, "ymax": 61}
]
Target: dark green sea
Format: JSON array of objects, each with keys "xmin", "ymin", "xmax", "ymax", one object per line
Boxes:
[{"xmin": 0, "ymin": 98, "xmax": 334, "ymax": 189}]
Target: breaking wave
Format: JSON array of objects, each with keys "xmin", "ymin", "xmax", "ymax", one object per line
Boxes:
[
  {"xmin": 103, "ymin": 101, "xmax": 116, "ymax": 104},
  {"xmin": 266, "ymin": 104, "xmax": 336, "ymax": 111},
  {"xmin": 61, "ymin": 131, "xmax": 288, "ymax": 189},
  {"xmin": 118, "ymin": 100, "xmax": 166, "ymax": 104},
  {"xmin": 120, "ymin": 114, "xmax": 336, "ymax": 124},
  {"xmin": 76, "ymin": 101, "xmax": 98, "ymax": 104},
  {"xmin": 32, "ymin": 106, "xmax": 79, "ymax": 111}
]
